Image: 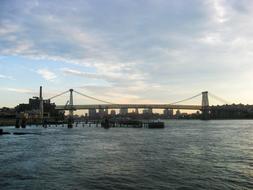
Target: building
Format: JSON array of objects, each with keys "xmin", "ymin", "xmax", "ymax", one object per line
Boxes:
[
  {"xmin": 98, "ymin": 108, "xmax": 108, "ymax": 118},
  {"xmin": 88, "ymin": 108, "xmax": 97, "ymax": 118},
  {"xmin": 175, "ymin": 109, "xmax": 181, "ymax": 117},
  {"xmin": 0, "ymin": 107, "xmax": 16, "ymax": 119},
  {"xmin": 15, "ymin": 96, "xmax": 63, "ymax": 119},
  {"xmin": 163, "ymin": 109, "xmax": 173, "ymax": 118}
]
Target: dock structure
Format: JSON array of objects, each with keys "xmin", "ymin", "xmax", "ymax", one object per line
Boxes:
[
  {"xmin": 101, "ymin": 119, "xmax": 165, "ymax": 129},
  {"xmin": 25, "ymin": 118, "xmax": 165, "ymax": 129},
  {"xmin": 0, "ymin": 129, "xmax": 10, "ymax": 135}
]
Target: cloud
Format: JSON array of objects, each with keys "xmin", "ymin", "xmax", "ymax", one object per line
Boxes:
[
  {"xmin": 0, "ymin": 74, "xmax": 14, "ymax": 80},
  {"xmin": 211, "ymin": 0, "xmax": 228, "ymax": 23},
  {"xmin": 4, "ymin": 88, "xmax": 35, "ymax": 94},
  {"xmin": 37, "ymin": 69, "xmax": 57, "ymax": 81},
  {"xmin": 0, "ymin": 22, "xmax": 20, "ymax": 36},
  {"xmin": 61, "ymin": 68, "xmax": 101, "ymax": 79},
  {"xmin": 1, "ymin": 0, "xmax": 253, "ymax": 103},
  {"xmin": 60, "ymin": 67, "xmax": 149, "ymax": 94}
]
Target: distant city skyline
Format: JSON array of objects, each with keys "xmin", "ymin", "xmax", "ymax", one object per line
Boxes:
[{"xmin": 1, "ymin": 0, "xmax": 253, "ymax": 107}]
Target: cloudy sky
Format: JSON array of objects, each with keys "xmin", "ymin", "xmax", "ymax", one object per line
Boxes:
[{"xmin": 1, "ymin": 0, "xmax": 253, "ymax": 107}]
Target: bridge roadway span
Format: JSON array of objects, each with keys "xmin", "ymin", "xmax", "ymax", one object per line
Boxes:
[{"xmin": 55, "ymin": 104, "xmax": 202, "ymax": 110}]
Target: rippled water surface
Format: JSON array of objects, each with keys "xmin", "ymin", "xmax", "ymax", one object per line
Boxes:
[{"xmin": 0, "ymin": 120, "xmax": 253, "ymax": 190}]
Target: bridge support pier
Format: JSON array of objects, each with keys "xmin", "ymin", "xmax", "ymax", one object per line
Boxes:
[
  {"xmin": 15, "ymin": 114, "xmax": 20, "ymax": 128},
  {"xmin": 67, "ymin": 117, "xmax": 74, "ymax": 128},
  {"xmin": 201, "ymin": 109, "xmax": 210, "ymax": 120},
  {"xmin": 120, "ymin": 108, "xmax": 128, "ymax": 115},
  {"xmin": 143, "ymin": 108, "xmax": 153, "ymax": 114}
]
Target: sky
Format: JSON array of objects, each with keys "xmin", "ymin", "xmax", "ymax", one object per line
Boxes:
[{"xmin": 1, "ymin": 0, "xmax": 253, "ymax": 107}]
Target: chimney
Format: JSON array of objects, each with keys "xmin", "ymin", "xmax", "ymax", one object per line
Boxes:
[{"xmin": 40, "ymin": 86, "xmax": 42, "ymax": 100}]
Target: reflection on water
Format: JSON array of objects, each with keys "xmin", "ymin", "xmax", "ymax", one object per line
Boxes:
[{"xmin": 0, "ymin": 120, "xmax": 253, "ymax": 190}]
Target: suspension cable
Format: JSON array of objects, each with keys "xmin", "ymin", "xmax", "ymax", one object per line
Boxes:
[
  {"xmin": 208, "ymin": 92, "xmax": 230, "ymax": 104},
  {"xmin": 74, "ymin": 90, "xmax": 115, "ymax": 104},
  {"xmin": 169, "ymin": 93, "xmax": 202, "ymax": 105},
  {"xmin": 47, "ymin": 90, "xmax": 69, "ymax": 100}
]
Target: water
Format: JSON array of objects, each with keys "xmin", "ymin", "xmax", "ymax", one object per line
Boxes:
[{"xmin": 0, "ymin": 120, "xmax": 252, "ymax": 190}]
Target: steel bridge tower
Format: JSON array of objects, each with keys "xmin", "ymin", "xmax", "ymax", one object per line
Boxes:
[
  {"xmin": 201, "ymin": 91, "xmax": 209, "ymax": 120},
  {"xmin": 69, "ymin": 89, "xmax": 74, "ymax": 117},
  {"xmin": 68, "ymin": 89, "xmax": 74, "ymax": 128}
]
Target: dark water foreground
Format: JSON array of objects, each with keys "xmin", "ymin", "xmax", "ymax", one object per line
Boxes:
[{"xmin": 0, "ymin": 120, "xmax": 252, "ymax": 190}]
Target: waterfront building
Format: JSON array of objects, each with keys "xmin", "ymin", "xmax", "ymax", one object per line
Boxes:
[
  {"xmin": 88, "ymin": 108, "xmax": 97, "ymax": 118},
  {"xmin": 163, "ymin": 109, "xmax": 173, "ymax": 118}
]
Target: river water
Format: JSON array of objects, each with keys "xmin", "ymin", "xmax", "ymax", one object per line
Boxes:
[{"xmin": 0, "ymin": 120, "xmax": 252, "ymax": 190}]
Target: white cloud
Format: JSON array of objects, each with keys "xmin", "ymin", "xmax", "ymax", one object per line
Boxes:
[
  {"xmin": 2, "ymin": 41, "xmax": 34, "ymax": 55},
  {"xmin": 199, "ymin": 33, "xmax": 222, "ymax": 45},
  {"xmin": 4, "ymin": 88, "xmax": 35, "ymax": 94},
  {"xmin": 61, "ymin": 68, "xmax": 101, "ymax": 79},
  {"xmin": 211, "ymin": 0, "xmax": 228, "ymax": 23},
  {"xmin": 0, "ymin": 22, "xmax": 20, "ymax": 36},
  {"xmin": 0, "ymin": 74, "xmax": 14, "ymax": 80},
  {"xmin": 37, "ymin": 69, "xmax": 57, "ymax": 81},
  {"xmin": 1, "ymin": 1, "xmax": 253, "ymax": 103}
]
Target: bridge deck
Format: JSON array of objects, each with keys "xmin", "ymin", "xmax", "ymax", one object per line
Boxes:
[{"xmin": 55, "ymin": 104, "xmax": 202, "ymax": 110}]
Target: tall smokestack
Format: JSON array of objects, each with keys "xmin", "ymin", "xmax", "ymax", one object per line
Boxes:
[
  {"xmin": 40, "ymin": 86, "xmax": 42, "ymax": 99},
  {"xmin": 39, "ymin": 86, "xmax": 43, "ymax": 119}
]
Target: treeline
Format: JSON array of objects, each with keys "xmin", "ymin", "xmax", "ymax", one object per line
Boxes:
[{"xmin": 209, "ymin": 104, "xmax": 253, "ymax": 119}]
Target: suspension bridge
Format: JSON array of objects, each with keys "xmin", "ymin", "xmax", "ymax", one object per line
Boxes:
[{"xmin": 40, "ymin": 88, "xmax": 229, "ymax": 119}]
